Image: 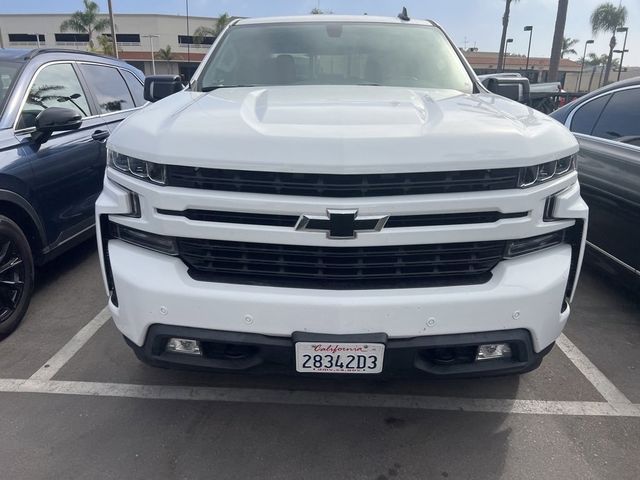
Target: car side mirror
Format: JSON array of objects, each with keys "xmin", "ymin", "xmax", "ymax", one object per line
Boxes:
[
  {"xmin": 144, "ymin": 75, "xmax": 183, "ymax": 102},
  {"xmin": 31, "ymin": 107, "xmax": 82, "ymax": 144},
  {"xmin": 483, "ymin": 77, "xmax": 530, "ymax": 104}
]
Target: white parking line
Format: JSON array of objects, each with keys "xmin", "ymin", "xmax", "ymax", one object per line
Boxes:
[
  {"xmin": 29, "ymin": 307, "xmax": 111, "ymax": 381},
  {"xmin": 556, "ymin": 333, "xmax": 632, "ymax": 407},
  {"xmin": 1, "ymin": 378, "xmax": 639, "ymax": 417},
  {"xmin": 8, "ymin": 304, "xmax": 636, "ymax": 418}
]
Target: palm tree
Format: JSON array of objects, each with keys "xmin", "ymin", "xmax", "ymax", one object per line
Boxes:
[
  {"xmin": 193, "ymin": 13, "xmax": 231, "ymax": 44},
  {"xmin": 582, "ymin": 53, "xmax": 620, "ymax": 89},
  {"xmin": 59, "ymin": 0, "xmax": 110, "ymax": 49},
  {"xmin": 590, "ymin": 2, "xmax": 628, "ymax": 85},
  {"xmin": 96, "ymin": 34, "xmax": 118, "ymax": 56},
  {"xmin": 157, "ymin": 45, "xmax": 174, "ymax": 74},
  {"xmin": 497, "ymin": 0, "xmax": 520, "ymax": 72},
  {"xmin": 548, "ymin": 0, "xmax": 569, "ymax": 82},
  {"xmin": 583, "ymin": 52, "xmax": 608, "ymax": 66},
  {"xmin": 561, "ymin": 37, "xmax": 579, "ymax": 58}
]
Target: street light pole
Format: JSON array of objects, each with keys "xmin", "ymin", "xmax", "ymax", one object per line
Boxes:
[
  {"xmin": 186, "ymin": 0, "xmax": 190, "ymax": 71},
  {"xmin": 524, "ymin": 26, "xmax": 533, "ymax": 72},
  {"xmin": 578, "ymin": 39, "xmax": 594, "ymax": 92},
  {"xmin": 504, "ymin": 38, "xmax": 513, "ymax": 71},
  {"xmin": 616, "ymin": 27, "xmax": 629, "ymax": 82},
  {"xmin": 142, "ymin": 34, "xmax": 159, "ymax": 75},
  {"xmin": 107, "ymin": 0, "xmax": 118, "ymax": 58}
]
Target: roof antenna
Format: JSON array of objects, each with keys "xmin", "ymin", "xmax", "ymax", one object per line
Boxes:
[{"xmin": 398, "ymin": 7, "xmax": 410, "ymax": 21}]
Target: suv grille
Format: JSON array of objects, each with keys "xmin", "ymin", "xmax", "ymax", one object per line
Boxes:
[
  {"xmin": 178, "ymin": 238, "xmax": 507, "ymax": 289},
  {"xmin": 166, "ymin": 166, "xmax": 521, "ymax": 197}
]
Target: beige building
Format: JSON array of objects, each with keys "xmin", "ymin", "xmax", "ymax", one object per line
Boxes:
[{"xmin": 0, "ymin": 13, "xmax": 225, "ymax": 79}]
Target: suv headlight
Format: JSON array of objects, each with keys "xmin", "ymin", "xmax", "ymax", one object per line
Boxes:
[
  {"xmin": 518, "ymin": 155, "xmax": 576, "ymax": 188},
  {"xmin": 108, "ymin": 149, "xmax": 167, "ymax": 185}
]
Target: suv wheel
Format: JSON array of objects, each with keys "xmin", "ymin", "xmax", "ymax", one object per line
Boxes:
[{"xmin": 0, "ymin": 215, "xmax": 34, "ymax": 336}]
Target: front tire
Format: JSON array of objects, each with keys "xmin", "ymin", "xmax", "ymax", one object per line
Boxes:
[{"xmin": 0, "ymin": 215, "xmax": 35, "ymax": 336}]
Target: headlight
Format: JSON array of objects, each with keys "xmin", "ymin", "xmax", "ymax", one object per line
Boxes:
[
  {"xmin": 108, "ymin": 149, "xmax": 167, "ymax": 185},
  {"xmin": 518, "ymin": 155, "xmax": 576, "ymax": 188}
]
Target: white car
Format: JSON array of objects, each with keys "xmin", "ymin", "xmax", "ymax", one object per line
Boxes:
[{"xmin": 97, "ymin": 14, "xmax": 588, "ymax": 377}]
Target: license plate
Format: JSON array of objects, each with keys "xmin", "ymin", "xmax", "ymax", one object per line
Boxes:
[{"xmin": 295, "ymin": 342, "xmax": 385, "ymax": 374}]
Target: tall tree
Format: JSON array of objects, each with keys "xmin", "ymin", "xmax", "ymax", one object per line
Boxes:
[
  {"xmin": 497, "ymin": 0, "xmax": 519, "ymax": 72},
  {"xmin": 59, "ymin": 0, "xmax": 110, "ymax": 49},
  {"xmin": 583, "ymin": 52, "xmax": 608, "ymax": 66},
  {"xmin": 590, "ymin": 2, "xmax": 628, "ymax": 85},
  {"xmin": 561, "ymin": 37, "xmax": 579, "ymax": 57},
  {"xmin": 193, "ymin": 13, "xmax": 231, "ymax": 44},
  {"xmin": 548, "ymin": 0, "xmax": 569, "ymax": 82},
  {"xmin": 156, "ymin": 45, "xmax": 174, "ymax": 73},
  {"xmin": 96, "ymin": 34, "xmax": 116, "ymax": 56}
]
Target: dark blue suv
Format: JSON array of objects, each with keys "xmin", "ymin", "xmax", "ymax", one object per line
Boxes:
[{"xmin": 0, "ymin": 49, "xmax": 145, "ymax": 335}]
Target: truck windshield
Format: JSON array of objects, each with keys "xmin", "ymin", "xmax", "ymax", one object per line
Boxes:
[
  {"xmin": 0, "ymin": 61, "xmax": 23, "ymax": 118},
  {"xmin": 198, "ymin": 22, "xmax": 474, "ymax": 93}
]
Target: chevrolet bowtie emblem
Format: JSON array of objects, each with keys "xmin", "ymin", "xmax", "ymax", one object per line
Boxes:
[{"xmin": 295, "ymin": 209, "xmax": 389, "ymax": 239}]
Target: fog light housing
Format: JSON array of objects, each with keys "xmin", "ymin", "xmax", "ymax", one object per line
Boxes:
[
  {"xmin": 476, "ymin": 343, "xmax": 512, "ymax": 361},
  {"xmin": 166, "ymin": 338, "xmax": 202, "ymax": 355}
]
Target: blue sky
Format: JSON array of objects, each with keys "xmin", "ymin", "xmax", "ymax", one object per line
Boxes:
[{"xmin": 2, "ymin": 0, "xmax": 638, "ymax": 65}]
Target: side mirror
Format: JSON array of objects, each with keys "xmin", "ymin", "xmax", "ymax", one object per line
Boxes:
[
  {"xmin": 144, "ymin": 75, "xmax": 183, "ymax": 102},
  {"xmin": 32, "ymin": 107, "xmax": 82, "ymax": 144},
  {"xmin": 483, "ymin": 77, "xmax": 530, "ymax": 103}
]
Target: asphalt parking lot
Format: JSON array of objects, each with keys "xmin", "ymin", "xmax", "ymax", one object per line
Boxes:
[{"xmin": 0, "ymin": 239, "xmax": 639, "ymax": 480}]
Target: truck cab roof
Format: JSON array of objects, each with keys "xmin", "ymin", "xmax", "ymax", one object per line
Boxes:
[{"xmin": 235, "ymin": 15, "xmax": 436, "ymax": 27}]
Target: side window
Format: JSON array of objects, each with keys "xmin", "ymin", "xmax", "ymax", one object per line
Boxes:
[
  {"xmin": 570, "ymin": 94, "xmax": 610, "ymax": 135},
  {"xmin": 79, "ymin": 63, "xmax": 135, "ymax": 113},
  {"xmin": 120, "ymin": 69, "xmax": 145, "ymax": 106},
  {"xmin": 17, "ymin": 63, "xmax": 90, "ymax": 130},
  {"xmin": 591, "ymin": 88, "xmax": 640, "ymax": 143}
]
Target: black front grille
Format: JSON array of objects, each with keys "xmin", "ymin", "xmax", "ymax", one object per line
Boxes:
[
  {"xmin": 178, "ymin": 238, "xmax": 507, "ymax": 289},
  {"xmin": 166, "ymin": 166, "xmax": 521, "ymax": 197}
]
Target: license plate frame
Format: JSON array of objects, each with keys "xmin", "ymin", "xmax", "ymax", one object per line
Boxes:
[{"xmin": 295, "ymin": 342, "xmax": 385, "ymax": 374}]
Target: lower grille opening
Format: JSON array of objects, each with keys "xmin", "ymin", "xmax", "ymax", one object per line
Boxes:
[
  {"xmin": 419, "ymin": 346, "xmax": 479, "ymax": 366},
  {"xmin": 202, "ymin": 342, "xmax": 259, "ymax": 361}
]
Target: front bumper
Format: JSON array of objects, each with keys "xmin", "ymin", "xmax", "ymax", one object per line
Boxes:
[
  {"xmin": 127, "ymin": 325, "xmax": 554, "ymax": 377},
  {"xmin": 105, "ymin": 239, "xmax": 572, "ymax": 353}
]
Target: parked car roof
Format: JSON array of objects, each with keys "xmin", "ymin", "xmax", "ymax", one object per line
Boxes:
[
  {"xmin": 0, "ymin": 48, "xmax": 138, "ymax": 69},
  {"xmin": 551, "ymin": 76, "xmax": 640, "ymax": 123},
  {"xmin": 0, "ymin": 48, "xmax": 32, "ymax": 61}
]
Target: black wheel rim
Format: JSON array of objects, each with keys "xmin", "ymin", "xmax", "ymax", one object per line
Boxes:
[{"xmin": 0, "ymin": 235, "xmax": 26, "ymax": 323}]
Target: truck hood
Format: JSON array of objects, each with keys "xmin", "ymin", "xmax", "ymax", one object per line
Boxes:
[{"xmin": 110, "ymin": 85, "xmax": 577, "ymax": 173}]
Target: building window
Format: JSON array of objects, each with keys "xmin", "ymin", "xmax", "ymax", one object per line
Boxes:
[
  {"xmin": 101, "ymin": 33, "xmax": 141, "ymax": 45},
  {"xmin": 178, "ymin": 35, "xmax": 214, "ymax": 47},
  {"xmin": 8, "ymin": 33, "xmax": 45, "ymax": 45},
  {"xmin": 55, "ymin": 33, "xmax": 90, "ymax": 44}
]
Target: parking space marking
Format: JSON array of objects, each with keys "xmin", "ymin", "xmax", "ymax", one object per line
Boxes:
[
  {"xmin": 8, "ymin": 305, "xmax": 637, "ymax": 418},
  {"xmin": 556, "ymin": 333, "xmax": 632, "ymax": 407},
  {"xmin": 29, "ymin": 307, "xmax": 111, "ymax": 381},
  {"xmin": 1, "ymin": 378, "xmax": 639, "ymax": 417}
]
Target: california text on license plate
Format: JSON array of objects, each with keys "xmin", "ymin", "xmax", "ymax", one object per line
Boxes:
[{"xmin": 295, "ymin": 342, "xmax": 385, "ymax": 374}]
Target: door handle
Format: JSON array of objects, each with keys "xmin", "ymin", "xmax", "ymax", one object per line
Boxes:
[{"xmin": 92, "ymin": 130, "xmax": 110, "ymax": 142}]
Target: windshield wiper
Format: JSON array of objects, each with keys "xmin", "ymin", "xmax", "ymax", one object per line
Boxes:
[{"xmin": 201, "ymin": 84, "xmax": 260, "ymax": 92}]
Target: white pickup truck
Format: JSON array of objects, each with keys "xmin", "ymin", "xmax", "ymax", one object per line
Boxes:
[{"xmin": 97, "ymin": 14, "xmax": 588, "ymax": 377}]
